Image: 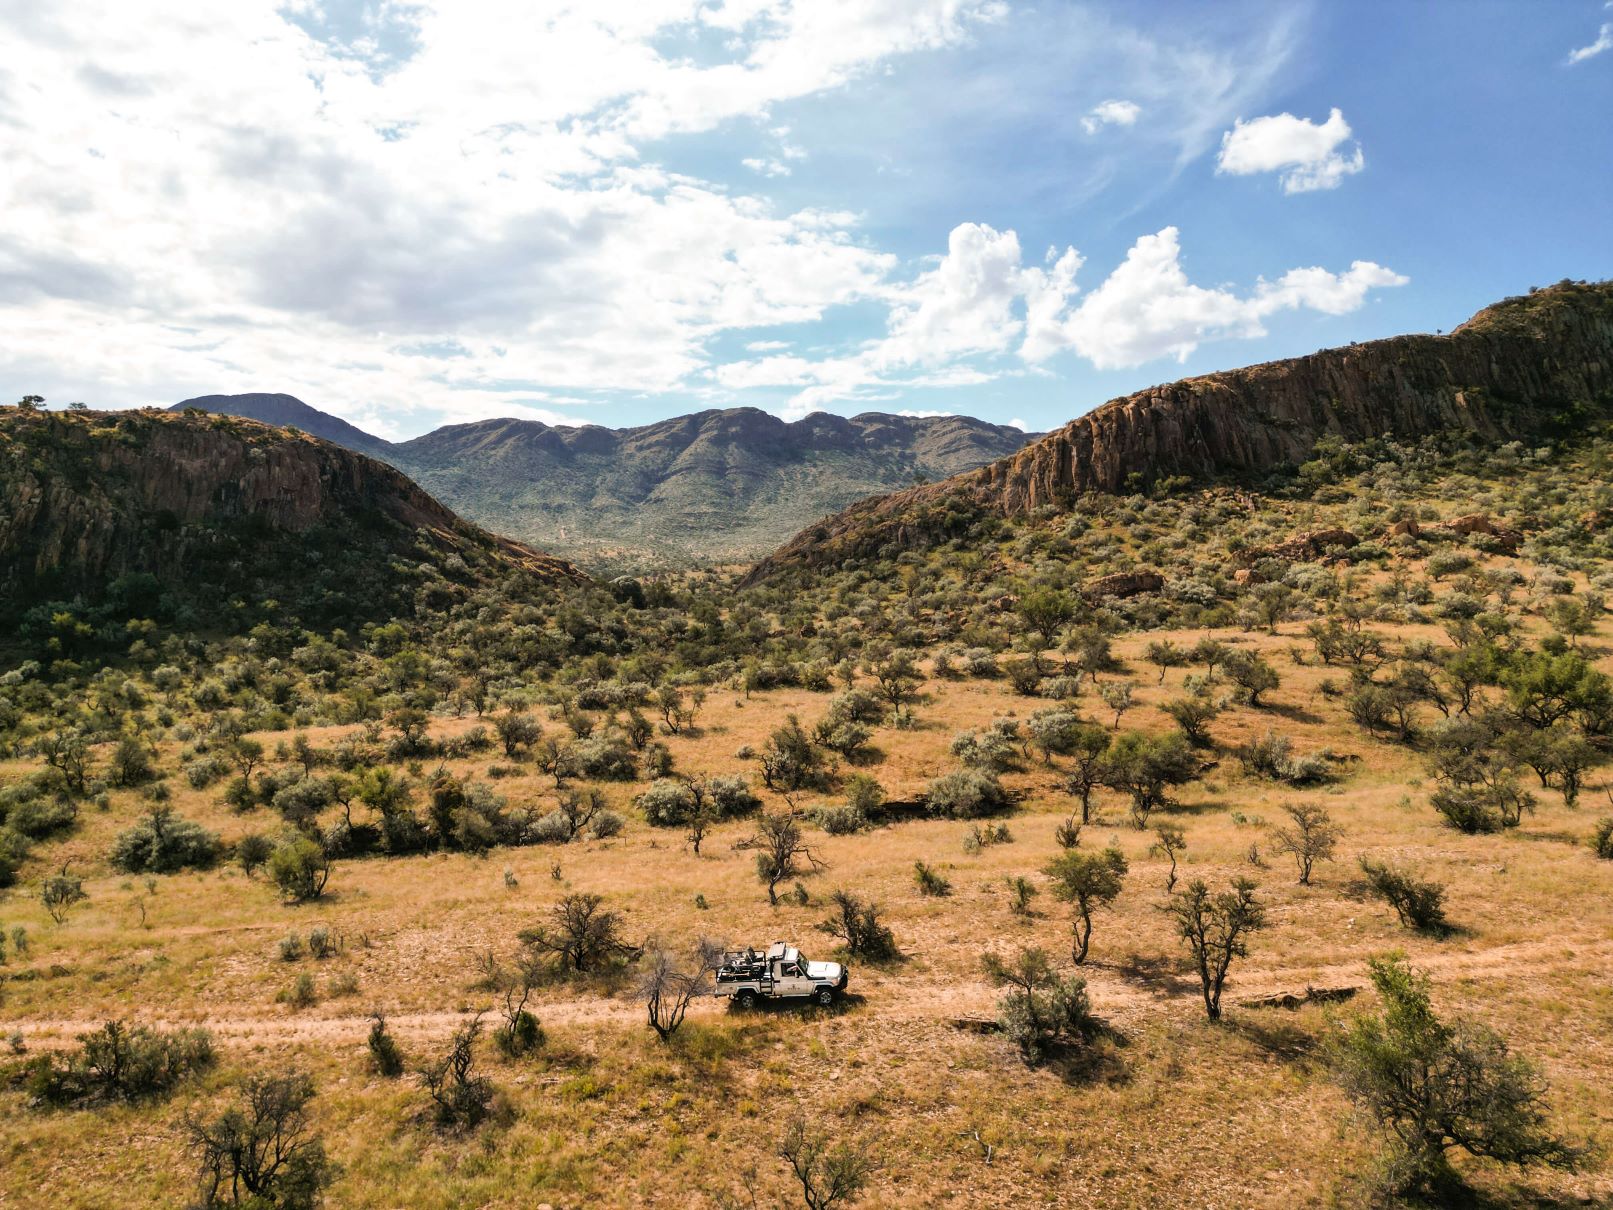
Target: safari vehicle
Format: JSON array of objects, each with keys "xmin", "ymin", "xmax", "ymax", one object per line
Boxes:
[{"xmin": 714, "ymin": 942, "xmax": 848, "ymax": 1007}]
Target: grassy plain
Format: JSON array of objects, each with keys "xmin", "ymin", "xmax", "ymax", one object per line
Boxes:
[{"xmin": 4, "ymin": 610, "xmax": 1611, "ymax": 1208}]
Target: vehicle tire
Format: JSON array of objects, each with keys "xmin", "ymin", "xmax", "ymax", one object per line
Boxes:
[
  {"xmin": 813, "ymin": 985, "xmax": 835, "ymax": 1007},
  {"xmin": 735, "ymin": 989, "xmax": 758, "ymax": 1011}
]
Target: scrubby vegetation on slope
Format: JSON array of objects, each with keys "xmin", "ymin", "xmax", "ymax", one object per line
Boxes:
[
  {"xmin": 0, "ymin": 405, "xmax": 582, "ymax": 641},
  {"xmin": 6, "ymin": 314, "xmax": 1613, "ymax": 1204}
]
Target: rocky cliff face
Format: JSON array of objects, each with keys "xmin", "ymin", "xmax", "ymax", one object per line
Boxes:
[
  {"xmin": 748, "ymin": 280, "xmax": 1613, "ymax": 581},
  {"xmin": 0, "ymin": 408, "xmax": 583, "ymax": 623}
]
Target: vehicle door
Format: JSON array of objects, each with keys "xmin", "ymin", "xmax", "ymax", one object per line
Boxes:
[{"xmin": 774, "ymin": 958, "xmax": 813, "ymax": 998}]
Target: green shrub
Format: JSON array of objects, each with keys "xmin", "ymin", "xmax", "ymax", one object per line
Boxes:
[
  {"xmin": 41, "ymin": 868, "xmax": 87, "ymax": 923},
  {"xmin": 27, "ymin": 1020, "xmax": 214, "ymax": 1106},
  {"xmin": 1236, "ymin": 730, "xmax": 1329, "ymax": 785},
  {"xmin": 814, "ymin": 805, "xmax": 867, "ymax": 836},
  {"xmin": 951, "ymin": 720, "xmax": 1020, "ymax": 772},
  {"xmin": 925, "ymin": 769, "xmax": 1010, "ymax": 818},
  {"xmin": 1591, "ymin": 818, "xmax": 1613, "ymax": 860},
  {"xmin": 236, "ymin": 833, "xmax": 274, "ymax": 876},
  {"xmin": 706, "ymin": 775, "xmax": 761, "ymax": 817},
  {"xmin": 913, "ymin": 861, "xmax": 951, "ymax": 897},
  {"xmin": 817, "ymin": 889, "xmax": 898, "ymax": 961},
  {"xmin": 982, "ymin": 947, "xmax": 1097, "ymax": 1065},
  {"xmin": 269, "ymin": 838, "xmax": 330, "ymax": 902},
  {"xmin": 1429, "ymin": 786, "xmax": 1505, "ymax": 834},
  {"xmin": 108, "ymin": 735, "xmax": 158, "ymax": 787},
  {"xmin": 1329, "ymin": 954, "xmax": 1583, "ymax": 1197},
  {"xmin": 368, "ymin": 1013, "xmax": 404, "ymax": 1077},
  {"xmin": 110, "ymin": 807, "xmax": 221, "ymax": 874},
  {"xmin": 183, "ymin": 1071, "xmax": 334, "ymax": 1209},
  {"xmin": 183, "ymin": 755, "xmax": 228, "ymax": 789},
  {"xmin": 280, "ymin": 973, "xmax": 318, "ymax": 1010},
  {"xmin": 1360, "ymin": 858, "xmax": 1449, "ymax": 933},
  {"xmin": 637, "ymin": 779, "xmax": 697, "ymax": 827},
  {"xmin": 421, "ymin": 1015, "xmax": 497, "ymax": 1131},
  {"xmin": 0, "ymin": 828, "xmax": 29, "ymax": 888},
  {"xmin": 571, "ymin": 736, "xmax": 637, "ymax": 781},
  {"xmin": 842, "ymin": 773, "xmax": 885, "ymax": 816}
]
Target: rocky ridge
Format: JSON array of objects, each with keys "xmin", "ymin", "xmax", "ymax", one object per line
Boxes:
[
  {"xmin": 747, "ymin": 280, "xmax": 1613, "ymax": 581},
  {"xmin": 0, "ymin": 407, "xmax": 583, "ymax": 623}
]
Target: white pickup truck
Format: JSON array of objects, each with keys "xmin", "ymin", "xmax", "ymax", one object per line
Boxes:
[{"xmin": 714, "ymin": 941, "xmax": 848, "ymax": 1007}]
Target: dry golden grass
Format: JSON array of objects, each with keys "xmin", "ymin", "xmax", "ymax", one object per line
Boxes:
[{"xmin": 3, "ymin": 617, "xmax": 1613, "ymax": 1207}]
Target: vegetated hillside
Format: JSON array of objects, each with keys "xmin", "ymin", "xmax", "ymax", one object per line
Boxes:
[
  {"xmin": 171, "ymin": 393, "xmax": 391, "ymax": 457},
  {"xmin": 392, "ymin": 407, "xmax": 1039, "ymax": 573},
  {"xmin": 751, "ymin": 279, "xmax": 1613, "ymax": 581},
  {"xmin": 171, "ymin": 396, "xmax": 1038, "ymax": 574},
  {"xmin": 4, "ymin": 414, "xmax": 1613, "ymax": 1207},
  {"xmin": 0, "ymin": 406, "xmax": 583, "ymax": 634}
]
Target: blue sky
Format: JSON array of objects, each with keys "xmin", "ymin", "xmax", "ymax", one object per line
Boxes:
[{"xmin": 1, "ymin": 1, "xmax": 1609, "ymax": 439}]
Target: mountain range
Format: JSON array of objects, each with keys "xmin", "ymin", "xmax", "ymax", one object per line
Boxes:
[
  {"xmin": 57, "ymin": 278, "xmax": 1601, "ymax": 617},
  {"xmin": 169, "ymin": 396, "xmax": 1039, "ymax": 574}
]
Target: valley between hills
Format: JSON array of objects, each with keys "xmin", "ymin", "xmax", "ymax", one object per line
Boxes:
[{"xmin": 167, "ymin": 397, "xmax": 1039, "ymax": 576}]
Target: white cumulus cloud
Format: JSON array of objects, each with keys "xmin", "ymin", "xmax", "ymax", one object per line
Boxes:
[
  {"xmin": 1080, "ymin": 99, "xmax": 1141, "ymax": 133},
  {"xmin": 1216, "ymin": 107, "xmax": 1364, "ymax": 193},
  {"xmin": 1051, "ymin": 227, "xmax": 1406, "ymax": 369},
  {"xmin": 0, "ymin": 0, "xmax": 1001, "ymax": 432},
  {"xmin": 714, "ymin": 222, "xmax": 1407, "ymax": 407}
]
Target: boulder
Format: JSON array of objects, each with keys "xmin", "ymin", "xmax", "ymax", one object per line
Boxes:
[
  {"xmin": 1437, "ymin": 513, "xmax": 1524, "ymax": 552},
  {"xmin": 1082, "ymin": 570, "xmax": 1164, "ymax": 600},
  {"xmin": 1238, "ymin": 528, "xmax": 1360, "ymax": 565}
]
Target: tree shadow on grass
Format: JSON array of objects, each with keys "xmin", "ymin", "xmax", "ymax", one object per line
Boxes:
[
  {"xmin": 1223, "ymin": 1011, "xmax": 1325, "ymax": 1067},
  {"xmin": 1337, "ymin": 877, "xmax": 1470, "ymax": 941},
  {"xmin": 1508, "ymin": 827, "xmax": 1584, "ymax": 846},
  {"xmin": 1374, "ymin": 1174, "xmax": 1608, "ymax": 1210},
  {"xmin": 1261, "ymin": 701, "xmax": 1327, "ymax": 726},
  {"xmin": 1454, "ymin": 1185, "xmax": 1604, "ymax": 1210},
  {"xmin": 1099, "ymin": 951, "xmax": 1199, "ymax": 998},
  {"xmin": 1161, "ymin": 797, "xmax": 1233, "ymax": 819},
  {"xmin": 1047, "ymin": 1026, "xmax": 1131, "ymax": 1087}
]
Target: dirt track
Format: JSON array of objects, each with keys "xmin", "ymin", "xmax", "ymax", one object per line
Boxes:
[{"xmin": 12, "ymin": 933, "xmax": 1608, "ymax": 1050}]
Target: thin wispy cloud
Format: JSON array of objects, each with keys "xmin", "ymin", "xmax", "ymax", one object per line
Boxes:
[{"xmin": 1567, "ymin": 21, "xmax": 1612, "ymax": 64}]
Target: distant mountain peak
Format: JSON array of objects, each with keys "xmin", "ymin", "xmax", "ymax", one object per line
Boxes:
[
  {"xmin": 171, "ymin": 393, "xmax": 390, "ymax": 455},
  {"xmin": 172, "ymin": 396, "xmax": 1039, "ymax": 574}
]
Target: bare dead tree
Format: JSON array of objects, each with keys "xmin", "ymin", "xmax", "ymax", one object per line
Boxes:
[
  {"xmin": 637, "ymin": 939, "xmax": 720, "ymax": 1042},
  {"xmin": 1270, "ymin": 803, "xmax": 1341, "ymax": 885},
  {"xmin": 778, "ymin": 1113, "xmax": 877, "ymax": 1210},
  {"xmin": 735, "ymin": 812, "xmax": 825, "ymax": 905}
]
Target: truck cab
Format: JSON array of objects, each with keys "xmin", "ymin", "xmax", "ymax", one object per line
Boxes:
[{"xmin": 714, "ymin": 941, "xmax": 848, "ymax": 1007}]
